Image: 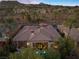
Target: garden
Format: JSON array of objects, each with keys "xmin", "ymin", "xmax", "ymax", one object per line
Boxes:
[{"xmin": 0, "ymin": 37, "xmax": 78, "ymax": 59}]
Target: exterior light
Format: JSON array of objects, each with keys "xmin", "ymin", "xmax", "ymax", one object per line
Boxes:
[
  {"xmin": 78, "ymin": 28, "xmax": 79, "ymax": 31},
  {"xmin": 43, "ymin": 51, "xmax": 46, "ymax": 54},
  {"xmin": 36, "ymin": 51, "xmax": 39, "ymax": 54},
  {"xmin": 53, "ymin": 45, "xmax": 58, "ymax": 49},
  {"xmin": 52, "ymin": 42, "xmax": 59, "ymax": 49},
  {"xmin": 27, "ymin": 42, "xmax": 30, "ymax": 46}
]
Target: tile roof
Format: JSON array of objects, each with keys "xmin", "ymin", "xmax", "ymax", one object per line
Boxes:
[{"xmin": 13, "ymin": 24, "xmax": 60, "ymax": 42}]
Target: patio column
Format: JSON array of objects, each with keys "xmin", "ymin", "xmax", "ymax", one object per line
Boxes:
[
  {"xmin": 30, "ymin": 42, "xmax": 33, "ymax": 48},
  {"xmin": 48, "ymin": 42, "xmax": 51, "ymax": 48},
  {"xmin": 16, "ymin": 41, "xmax": 19, "ymax": 48}
]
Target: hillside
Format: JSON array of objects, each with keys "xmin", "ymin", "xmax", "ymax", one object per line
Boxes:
[
  {"xmin": 0, "ymin": 1, "xmax": 79, "ymax": 42},
  {"xmin": 0, "ymin": 1, "xmax": 79, "ymax": 25}
]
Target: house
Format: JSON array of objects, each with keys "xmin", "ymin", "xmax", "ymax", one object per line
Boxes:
[{"xmin": 13, "ymin": 23, "xmax": 61, "ymax": 49}]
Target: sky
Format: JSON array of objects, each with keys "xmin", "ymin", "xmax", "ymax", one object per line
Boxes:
[
  {"xmin": 0, "ymin": 0, "xmax": 79, "ymax": 6},
  {"xmin": 18, "ymin": 0, "xmax": 79, "ymax": 6}
]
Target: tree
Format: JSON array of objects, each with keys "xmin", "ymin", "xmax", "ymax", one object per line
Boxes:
[
  {"xmin": 4, "ymin": 18, "xmax": 17, "ymax": 32},
  {"xmin": 53, "ymin": 10, "xmax": 60, "ymax": 21},
  {"xmin": 64, "ymin": 16, "xmax": 77, "ymax": 28},
  {"xmin": 59, "ymin": 37, "xmax": 75, "ymax": 59},
  {"xmin": 64, "ymin": 16, "xmax": 77, "ymax": 37}
]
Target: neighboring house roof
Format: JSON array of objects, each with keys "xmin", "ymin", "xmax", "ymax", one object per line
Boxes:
[
  {"xmin": 69, "ymin": 28, "xmax": 79, "ymax": 42},
  {"xmin": 0, "ymin": 38, "xmax": 6, "ymax": 42},
  {"xmin": 59, "ymin": 27, "xmax": 79, "ymax": 42},
  {"xmin": 13, "ymin": 24, "xmax": 60, "ymax": 42}
]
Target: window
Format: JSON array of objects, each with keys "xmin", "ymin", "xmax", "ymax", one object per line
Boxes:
[
  {"xmin": 0, "ymin": 32, "xmax": 2, "ymax": 38},
  {"xmin": 33, "ymin": 43, "xmax": 48, "ymax": 50}
]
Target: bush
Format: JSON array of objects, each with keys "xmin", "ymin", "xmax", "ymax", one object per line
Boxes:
[
  {"xmin": 47, "ymin": 48, "xmax": 61, "ymax": 59},
  {"xmin": 9, "ymin": 48, "xmax": 43, "ymax": 59},
  {"xmin": 59, "ymin": 37, "xmax": 75, "ymax": 59},
  {"xmin": 0, "ymin": 47, "xmax": 9, "ymax": 57}
]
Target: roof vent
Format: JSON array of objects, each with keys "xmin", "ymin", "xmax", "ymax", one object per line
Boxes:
[{"xmin": 30, "ymin": 30, "xmax": 34, "ymax": 33}]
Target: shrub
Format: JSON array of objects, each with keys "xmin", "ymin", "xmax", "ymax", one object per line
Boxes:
[
  {"xmin": 47, "ymin": 48, "xmax": 61, "ymax": 59},
  {"xmin": 59, "ymin": 37, "xmax": 75, "ymax": 59},
  {"xmin": 9, "ymin": 48, "xmax": 43, "ymax": 59}
]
